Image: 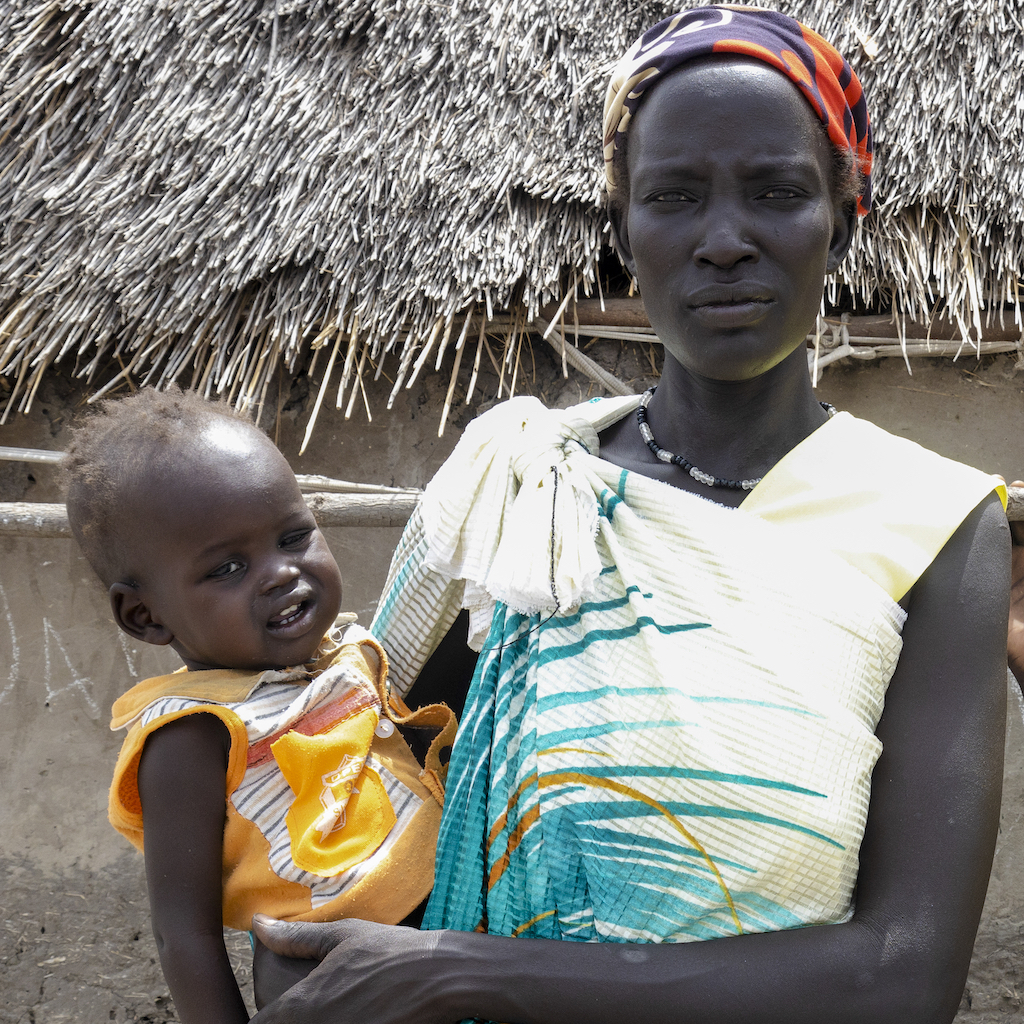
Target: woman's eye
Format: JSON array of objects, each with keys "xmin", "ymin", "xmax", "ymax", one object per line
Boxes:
[
  {"xmin": 208, "ymin": 559, "xmax": 244, "ymax": 579},
  {"xmin": 761, "ymin": 187, "xmax": 800, "ymax": 200},
  {"xmin": 652, "ymin": 191, "xmax": 691, "ymax": 203},
  {"xmin": 281, "ymin": 529, "xmax": 312, "ymax": 549}
]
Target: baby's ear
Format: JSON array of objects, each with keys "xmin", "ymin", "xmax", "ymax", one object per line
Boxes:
[{"xmin": 109, "ymin": 583, "xmax": 173, "ymax": 647}]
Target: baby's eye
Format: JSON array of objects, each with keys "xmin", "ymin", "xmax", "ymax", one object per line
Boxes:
[
  {"xmin": 281, "ymin": 529, "xmax": 313, "ymax": 549},
  {"xmin": 208, "ymin": 559, "xmax": 244, "ymax": 579}
]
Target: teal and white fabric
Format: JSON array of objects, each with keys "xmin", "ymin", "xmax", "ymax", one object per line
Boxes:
[{"xmin": 371, "ymin": 396, "xmax": 1002, "ymax": 944}]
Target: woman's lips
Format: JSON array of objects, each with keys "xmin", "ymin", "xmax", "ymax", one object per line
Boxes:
[{"xmin": 690, "ymin": 298, "xmax": 773, "ymax": 329}]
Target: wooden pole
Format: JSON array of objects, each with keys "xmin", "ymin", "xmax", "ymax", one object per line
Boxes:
[
  {"xmin": 303, "ymin": 491, "xmax": 420, "ymax": 527},
  {"xmin": 0, "ymin": 503, "xmax": 72, "ymax": 538},
  {"xmin": 0, "ymin": 448, "xmax": 419, "ymax": 497},
  {"xmin": 539, "ymin": 326, "xmax": 635, "ymax": 397},
  {"xmin": 0, "ymin": 491, "xmax": 423, "ymax": 538},
  {"xmin": 2, "ymin": 486, "xmax": 1020, "ymax": 539},
  {"xmin": 1008, "ymin": 487, "xmax": 1024, "ymax": 523}
]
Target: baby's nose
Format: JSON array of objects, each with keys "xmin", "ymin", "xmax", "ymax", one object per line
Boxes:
[{"xmin": 263, "ymin": 560, "xmax": 301, "ymax": 592}]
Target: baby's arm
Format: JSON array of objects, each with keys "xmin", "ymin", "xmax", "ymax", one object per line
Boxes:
[{"xmin": 138, "ymin": 713, "xmax": 250, "ymax": 1024}]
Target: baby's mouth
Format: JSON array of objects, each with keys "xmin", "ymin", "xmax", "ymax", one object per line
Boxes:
[{"xmin": 268, "ymin": 600, "xmax": 309, "ymax": 628}]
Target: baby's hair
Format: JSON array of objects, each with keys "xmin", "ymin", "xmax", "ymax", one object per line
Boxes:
[{"xmin": 63, "ymin": 386, "xmax": 259, "ymax": 586}]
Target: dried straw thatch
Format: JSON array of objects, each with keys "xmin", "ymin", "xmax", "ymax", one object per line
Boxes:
[{"xmin": 1, "ymin": 0, "xmax": 1022, "ymax": 429}]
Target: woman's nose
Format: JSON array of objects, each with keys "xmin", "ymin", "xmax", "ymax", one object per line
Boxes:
[{"xmin": 692, "ymin": 203, "xmax": 758, "ymax": 269}]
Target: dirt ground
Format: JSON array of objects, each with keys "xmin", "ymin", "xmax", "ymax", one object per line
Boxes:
[
  {"xmin": 2, "ymin": 341, "xmax": 1024, "ymax": 1021},
  {"xmin": 1, "ymin": 858, "xmax": 255, "ymax": 1022}
]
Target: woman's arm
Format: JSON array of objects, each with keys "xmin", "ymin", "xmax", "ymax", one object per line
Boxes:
[
  {"xmin": 138, "ymin": 713, "xmax": 250, "ymax": 1024},
  {"xmin": 253, "ymin": 494, "xmax": 1009, "ymax": 1024}
]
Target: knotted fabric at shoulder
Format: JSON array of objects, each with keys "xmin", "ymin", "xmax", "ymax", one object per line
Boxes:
[{"xmin": 419, "ymin": 396, "xmax": 633, "ymax": 618}]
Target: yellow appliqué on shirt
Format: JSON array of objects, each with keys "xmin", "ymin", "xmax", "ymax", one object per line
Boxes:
[{"xmin": 274, "ymin": 706, "xmax": 397, "ymax": 876}]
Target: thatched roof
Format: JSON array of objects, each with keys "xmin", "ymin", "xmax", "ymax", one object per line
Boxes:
[{"xmin": 1, "ymin": 0, "xmax": 1021, "ymax": 428}]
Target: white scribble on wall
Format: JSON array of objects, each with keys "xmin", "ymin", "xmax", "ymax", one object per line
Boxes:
[
  {"xmin": 0, "ymin": 581, "xmax": 18, "ymax": 706},
  {"xmin": 118, "ymin": 630, "xmax": 138, "ymax": 677},
  {"xmin": 42, "ymin": 617, "xmax": 99, "ymax": 717}
]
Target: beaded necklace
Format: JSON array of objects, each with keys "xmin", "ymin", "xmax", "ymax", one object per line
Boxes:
[{"xmin": 636, "ymin": 386, "xmax": 837, "ymax": 492}]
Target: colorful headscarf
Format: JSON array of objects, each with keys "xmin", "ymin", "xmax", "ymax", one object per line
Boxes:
[{"xmin": 603, "ymin": 6, "xmax": 873, "ymax": 215}]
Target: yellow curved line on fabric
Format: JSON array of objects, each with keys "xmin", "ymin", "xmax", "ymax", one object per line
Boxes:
[
  {"xmin": 538, "ymin": 771, "xmax": 744, "ymax": 936},
  {"xmin": 487, "ymin": 770, "xmax": 540, "ymax": 851},
  {"xmin": 512, "ymin": 908, "xmax": 558, "ymax": 937},
  {"xmin": 487, "ymin": 803, "xmax": 540, "ymax": 891},
  {"xmin": 539, "ymin": 747, "xmax": 612, "ymax": 758}
]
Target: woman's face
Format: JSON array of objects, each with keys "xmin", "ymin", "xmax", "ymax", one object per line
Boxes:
[{"xmin": 612, "ymin": 59, "xmax": 854, "ymax": 383}]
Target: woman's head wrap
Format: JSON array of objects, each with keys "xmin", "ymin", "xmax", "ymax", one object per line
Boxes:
[{"xmin": 603, "ymin": 6, "xmax": 873, "ymax": 215}]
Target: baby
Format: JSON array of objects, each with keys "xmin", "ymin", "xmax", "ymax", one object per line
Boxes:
[{"xmin": 63, "ymin": 387, "xmax": 453, "ymax": 1023}]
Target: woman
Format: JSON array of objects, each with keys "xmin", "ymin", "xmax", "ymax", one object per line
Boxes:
[{"xmin": 253, "ymin": 9, "xmax": 1009, "ymax": 1023}]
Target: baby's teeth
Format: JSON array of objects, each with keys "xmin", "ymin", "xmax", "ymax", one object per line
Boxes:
[{"xmin": 279, "ymin": 604, "xmax": 300, "ymax": 617}]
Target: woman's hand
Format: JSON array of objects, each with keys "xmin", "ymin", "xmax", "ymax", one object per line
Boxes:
[
  {"xmin": 250, "ymin": 915, "xmax": 452, "ymax": 1024},
  {"xmin": 252, "ymin": 931, "xmax": 318, "ymax": 1010}
]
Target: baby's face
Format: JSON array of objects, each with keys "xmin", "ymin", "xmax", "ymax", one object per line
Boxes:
[{"xmin": 125, "ymin": 422, "xmax": 343, "ymax": 672}]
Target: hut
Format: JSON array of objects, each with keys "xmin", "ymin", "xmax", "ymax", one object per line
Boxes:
[
  {"xmin": 3, "ymin": 9, "xmax": 1024, "ymax": 1015},
  {"xmin": 1, "ymin": 0, "xmax": 1022, "ymax": 440}
]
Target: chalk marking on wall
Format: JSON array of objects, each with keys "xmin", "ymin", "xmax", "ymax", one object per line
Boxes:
[
  {"xmin": 42, "ymin": 617, "xmax": 99, "ymax": 717},
  {"xmin": 0, "ymin": 581, "xmax": 18, "ymax": 705},
  {"xmin": 118, "ymin": 631, "xmax": 138, "ymax": 677}
]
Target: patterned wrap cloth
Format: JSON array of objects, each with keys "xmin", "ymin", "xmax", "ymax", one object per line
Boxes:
[
  {"xmin": 603, "ymin": 5, "xmax": 874, "ymax": 214},
  {"xmin": 371, "ymin": 398, "xmax": 1003, "ymax": 956}
]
